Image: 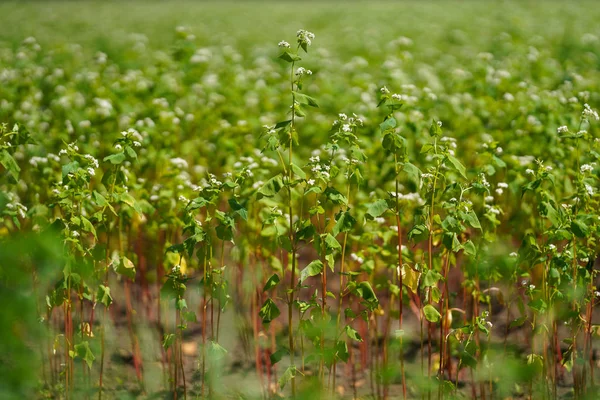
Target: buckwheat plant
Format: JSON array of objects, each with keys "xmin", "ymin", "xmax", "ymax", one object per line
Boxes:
[{"xmin": 258, "ymin": 28, "xmax": 317, "ymax": 396}]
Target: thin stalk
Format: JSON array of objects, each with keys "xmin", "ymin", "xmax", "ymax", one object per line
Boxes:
[
  {"xmin": 286, "ymin": 46, "xmax": 300, "ymax": 397},
  {"xmin": 394, "ymin": 153, "xmax": 407, "ymax": 399},
  {"xmin": 333, "ymin": 184, "xmax": 352, "ymax": 394}
]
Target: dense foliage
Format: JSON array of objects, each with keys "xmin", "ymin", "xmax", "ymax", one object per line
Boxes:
[{"xmin": 2, "ymin": 1, "xmax": 600, "ymax": 399}]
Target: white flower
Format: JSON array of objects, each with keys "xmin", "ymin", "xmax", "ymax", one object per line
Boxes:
[
  {"xmin": 71, "ymin": 231, "xmax": 80, "ymax": 238},
  {"xmin": 480, "ymin": 174, "xmax": 490, "ymax": 187},
  {"xmin": 496, "ymin": 147, "xmax": 503, "ymax": 154},
  {"xmin": 295, "ymin": 67, "xmax": 306, "ymax": 76},
  {"xmin": 581, "ymin": 164, "xmax": 594, "ymax": 173},
  {"xmin": 526, "ymin": 168, "xmax": 534, "ymax": 175},
  {"xmin": 178, "ymin": 195, "xmax": 188, "ymax": 203},
  {"xmin": 485, "ymin": 196, "xmax": 494, "ymax": 202},
  {"xmin": 595, "ymin": 291, "xmax": 600, "ymax": 298},
  {"xmin": 583, "ymin": 103, "xmax": 599, "ymax": 121},
  {"xmin": 350, "ymin": 253, "xmax": 364, "ymax": 264},
  {"xmin": 380, "ymin": 86, "xmax": 390, "ymax": 94},
  {"xmin": 84, "ymin": 154, "xmax": 99, "ymax": 168},
  {"xmin": 529, "ymin": 284, "xmax": 536, "ymax": 291},
  {"xmin": 338, "ymin": 113, "xmax": 347, "ymax": 121},
  {"xmin": 497, "ymin": 182, "xmax": 509, "ymax": 188},
  {"xmin": 170, "ymin": 157, "xmax": 188, "ymax": 169},
  {"xmin": 133, "ymin": 141, "xmax": 141, "ymax": 147},
  {"xmin": 307, "ymin": 179, "xmax": 315, "ymax": 186},
  {"xmin": 549, "ymin": 244, "xmax": 556, "ymax": 251},
  {"xmin": 296, "ymin": 29, "xmax": 315, "ymax": 46},
  {"xmin": 437, "ymin": 120, "xmax": 443, "ymax": 127},
  {"xmin": 585, "ymin": 184, "xmax": 594, "ymax": 196},
  {"xmin": 342, "ymin": 124, "xmax": 351, "ymax": 133},
  {"xmin": 487, "ymin": 206, "xmax": 501, "ymax": 215},
  {"xmin": 495, "ymin": 188, "xmax": 503, "ymax": 195},
  {"xmin": 278, "ymin": 40, "xmax": 290, "ymax": 48},
  {"xmin": 115, "ymin": 144, "xmax": 123, "ymax": 150},
  {"xmin": 510, "ymin": 252, "xmax": 518, "ymax": 257},
  {"xmin": 557, "ymin": 126, "xmax": 568, "ymax": 133},
  {"xmin": 59, "ymin": 149, "xmax": 67, "ymax": 156},
  {"xmin": 87, "ymin": 168, "xmax": 95, "ymax": 176}
]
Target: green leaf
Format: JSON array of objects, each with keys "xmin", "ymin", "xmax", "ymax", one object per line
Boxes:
[
  {"xmin": 423, "ymin": 304, "xmax": 441, "ymax": 323},
  {"xmin": 0, "ymin": 150, "xmax": 20, "ymax": 181},
  {"xmin": 80, "ymin": 216, "xmax": 97, "ymax": 239},
  {"xmin": 163, "ymin": 333, "xmax": 175, "ymax": 349},
  {"xmin": 465, "ymin": 211, "xmax": 482, "ymax": 230},
  {"xmin": 275, "ymin": 119, "xmax": 292, "ymax": 129},
  {"xmin": 119, "ymin": 192, "xmax": 143, "ymax": 214},
  {"xmin": 116, "ymin": 256, "xmax": 136, "ymax": 280},
  {"xmin": 125, "ymin": 146, "xmax": 137, "ymax": 159},
  {"xmin": 293, "ymin": 91, "xmax": 319, "ymax": 108},
  {"xmin": 571, "ymin": 219, "xmax": 589, "ymax": 238},
  {"xmin": 345, "ymin": 325, "xmax": 363, "ymax": 342},
  {"xmin": 209, "ymin": 341, "xmax": 228, "ymax": 359},
  {"xmin": 257, "ymin": 175, "xmax": 284, "ymax": 197},
  {"xmin": 263, "ymin": 274, "xmax": 280, "ymax": 292},
  {"xmin": 96, "ymin": 285, "xmax": 113, "ymax": 308},
  {"xmin": 429, "ymin": 121, "xmax": 443, "ymax": 137},
  {"xmin": 93, "ymin": 191, "xmax": 109, "ymax": 207},
  {"xmin": 278, "ymin": 365, "xmax": 297, "ymax": 389},
  {"xmin": 290, "ymin": 163, "xmax": 306, "ymax": 179},
  {"xmin": 74, "ymin": 341, "xmax": 95, "ymax": 369},
  {"xmin": 335, "ymin": 340, "xmax": 349, "ymax": 362},
  {"xmin": 528, "ymin": 298, "xmax": 547, "ymax": 313},
  {"xmin": 61, "ymin": 161, "xmax": 79, "ymax": 180},
  {"xmin": 366, "ymin": 199, "xmax": 388, "ymax": 218},
  {"xmin": 463, "ymin": 240, "xmax": 477, "ymax": 256},
  {"xmin": 259, "ymin": 299, "xmax": 280, "ymax": 323},
  {"xmin": 103, "ymin": 152, "xmax": 126, "ymax": 165},
  {"xmin": 270, "ymin": 348, "xmax": 289, "ymax": 365},
  {"xmin": 324, "ymin": 234, "xmax": 342, "ymax": 252},
  {"xmin": 379, "ymin": 117, "xmax": 397, "ymax": 132},
  {"xmin": 356, "ymin": 281, "xmax": 378, "ymax": 303},
  {"xmin": 509, "ymin": 316, "xmax": 527, "ymax": 329},
  {"xmin": 408, "ymin": 223, "xmax": 429, "ymax": 243},
  {"xmin": 423, "ymin": 270, "xmax": 442, "ymax": 287},
  {"xmin": 183, "ymin": 311, "xmax": 197, "ymax": 322},
  {"xmin": 279, "ymin": 235, "xmax": 293, "ymax": 252},
  {"xmin": 493, "ymin": 155, "xmax": 506, "ymax": 168},
  {"xmin": 402, "ymin": 162, "xmax": 421, "ymax": 186},
  {"xmin": 228, "ymin": 198, "xmax": 248, "ymax": 221},
  {"xmin": 323, "ymin": 187, "xmax": 348, "ymax": 205},
  {"xmin": 279, "ymin": 51, "xmax": 301, "ymax": 62},
  {"xmin": 332, "ymin": 210, "xmax": 355, "ymax": 236},
  {"xmin": 446, "ymin": 154, "xmax": 467, "ymax": 179},
  {"xmin": 300, "ymin": 260, "xmax": 324, "ymax": 283}
]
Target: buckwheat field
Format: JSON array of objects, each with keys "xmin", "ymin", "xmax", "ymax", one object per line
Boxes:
[{"xmin": 2, "ymin": 1, "xmax": 600, "ymax": 399}]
